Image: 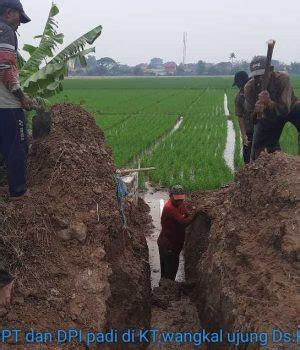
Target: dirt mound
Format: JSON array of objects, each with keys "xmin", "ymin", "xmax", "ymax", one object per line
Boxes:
[
  {"xmin": 185, "ymin": 152, "xmax": 300, "ymax": 349},
  {"xmin": 0, "ymin": 104, "xmax": 151, "ymax": 349}
]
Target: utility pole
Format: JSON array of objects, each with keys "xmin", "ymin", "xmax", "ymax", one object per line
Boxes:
[{"xmin": 183, "ymin": 32, "xmax": 187, "ymax": 66}]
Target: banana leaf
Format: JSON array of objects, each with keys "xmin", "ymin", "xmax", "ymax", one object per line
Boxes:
[
  {"xmin": 50, "ymin": 25, "xmax": 102, "ymax": 64},
  {"xmin": 20, "ymin": 3, "xmax": 102, "ymax": 100},
  {"xmin": 21, "ymin": 3, "xmax": 63, "ymax": 74}
]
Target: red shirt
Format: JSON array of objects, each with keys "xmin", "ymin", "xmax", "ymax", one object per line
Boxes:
[
  {"xmin": 0, "ymin": 20, "xmax": 20, "ymax": 93},
  {"xmin": 158, "ymin": 200, "xmax": 192, "ymax": 255}
]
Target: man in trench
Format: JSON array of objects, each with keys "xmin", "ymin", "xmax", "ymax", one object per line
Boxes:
[
  {"xmin": 244, "ymin": 56, "xmax": 300, "ymax": 160},
  {"xmin": 233, "ymin": 71, "xmax": 253, "ymax": 164},
  {"xmin": 0, "ymin": 0, "xmax": 36, "ymax": 198},
  {"xmin": 158, "ymin": 185, "xmax": 197, "ymax": 281}
]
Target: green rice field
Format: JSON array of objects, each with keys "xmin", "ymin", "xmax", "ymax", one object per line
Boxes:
[{"xmin": 50, "ymin": 76, "xmax": 300, "ymax": 190}]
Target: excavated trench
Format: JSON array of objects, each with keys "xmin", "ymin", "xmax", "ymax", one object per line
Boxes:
[
  {"xmin": 136, "ymin": 93, "xmax": 236, "ymax": 349},
  {"xmin": 142, "ymin": 185, "xmax": 184, "ymax": 289},
  {"xmin": 143, "ymin": 189, "xmax": 233, "ymax": 350},
  {"xmin": 108, "ymin": 93, "xmax": 297, "ymax": 350},
  {"xmin": 142, "ymin": 187, "xmax": 205, "ymax": 350},
  {"xmin": 0, "ymin": 104, "xmax": 298, "ymax": 350},
  {"xmin": 142, "ymin": 152, "xmax": 299, "ymax": 350}
]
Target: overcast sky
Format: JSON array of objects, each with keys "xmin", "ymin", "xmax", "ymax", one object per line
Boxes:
[{"xmin": 19, "ymin": 0, "xmax": 300, "ymax": 66}]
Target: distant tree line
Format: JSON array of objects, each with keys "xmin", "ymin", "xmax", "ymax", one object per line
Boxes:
[{"xmin": 69, "ymin": 56, "xmax": 300, "ymax": 77}]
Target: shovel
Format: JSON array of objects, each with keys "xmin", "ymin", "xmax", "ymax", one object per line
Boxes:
[{"xmin": 32, "ymin": 105, "xmax": 52, "ymax": 139}]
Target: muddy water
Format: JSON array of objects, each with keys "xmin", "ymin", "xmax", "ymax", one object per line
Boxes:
[
  {"xmin": 142, "ymin": 186, "xmax": 185, "ymax": 289},
  {"xmin": 224, "ymin": 120, "xmax": 235, "ymax": 172},
  {"xmin": 223, "ymin": 93, "xmax": 236, "ymax": 172},
  {"xmin": 224, "ymin": 93, "xmax": 230, "ymax": 116}
]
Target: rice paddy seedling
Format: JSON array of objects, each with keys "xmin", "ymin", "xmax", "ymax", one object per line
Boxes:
[{"xmin": 51, "ymin": 76, "xmax": 299, "ymax": 189}]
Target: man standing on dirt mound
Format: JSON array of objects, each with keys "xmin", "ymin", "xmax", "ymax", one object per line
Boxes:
[
  {"xmin": 244, "ymin": 56, "xmax": 300, "ymax": 160},
  {"xmin": 158, "ymin": 185, "xmax": 197, "ymax": 281},
  {"xmin": 0, "ymin": 0, "xmax": 36, "ymax": 198},
  {"xmin": 233, "ymin": 71, "xmax": 253, "ymax": 164}
]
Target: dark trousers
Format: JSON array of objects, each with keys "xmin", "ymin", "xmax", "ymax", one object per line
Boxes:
[
  {"xmin": 243, "ymin": 133, "xmax": 253, "ymax": 164},
  {"xmin": 288, "ymin": 105, "xmax": 300, "ymax": 131},
  {"xmin": 250, "ymin": 108, "xmax": 300, "ymax": 160},
  {"xmin": 0, "ymin": 109, "xmax": 28, "ymax": 197},
  {"xmin": 158, "ymin": 247, "xmax": 179, "ymax": 281},
  {"xmin": 251, "ymin": 120, "xmax": 282, "ymax": 160},
  {"xmin": 0, "ymin": 153, "xmax": 6, "ymax": 186}
]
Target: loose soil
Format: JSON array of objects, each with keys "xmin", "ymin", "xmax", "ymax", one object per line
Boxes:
[
  {"xmin": 149, "ymin": 279, "xmax": 205, "ymax": 350},
  {"xmin": 185, "ymin": 152, "xmax": 300, "ymax": 349},
  {"xmin": 0, "ymin": 104, "xmax": 151, "ymax": 349}
]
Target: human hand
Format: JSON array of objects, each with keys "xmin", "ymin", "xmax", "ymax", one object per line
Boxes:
[
  {"xmin": 191, "ymin": 206, "xmax": 210, "ymax": 220},
  {"xmin": 254, "ymin": 102, "xmax": 266, "ymax": 116},
  {"xmin": 242, "ymin": 134, "xmax": 249, "ymax": 146},
  {"xmin": 198, "ymin": 205, "xmax": 210, "ymax": 214},
  {"xmin": 20, "ymin": 96, "xmax": 39, "ymax": 111},
  {"xmin": 189, "ymin": 205, "xmax": 196, "ymax": 213},
  {"xmin": 258, "ymin": 90, "xmax": 271, "ymax": 106}
]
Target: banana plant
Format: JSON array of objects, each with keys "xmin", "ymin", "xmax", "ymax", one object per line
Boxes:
[{"xmin": 19, "ymin": 2, "xmax": 102, "ymax": 103}]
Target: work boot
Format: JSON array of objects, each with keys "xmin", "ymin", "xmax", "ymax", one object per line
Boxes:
[
  {"xmin": 9, "ymin": 189, "xmax": 31, "ymax": 202},
  {"xmin": 0, "ymin": 186, "xmax": 8, "ymax": 197}
]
